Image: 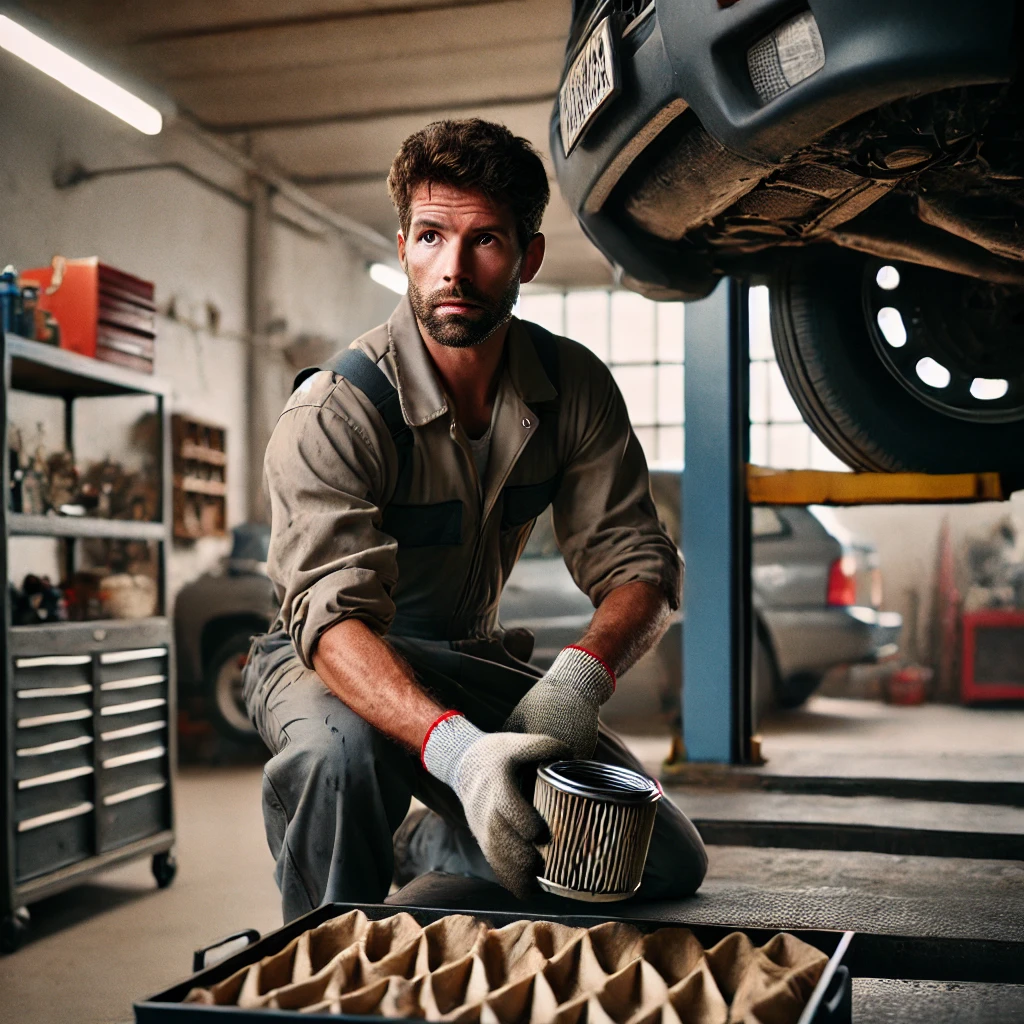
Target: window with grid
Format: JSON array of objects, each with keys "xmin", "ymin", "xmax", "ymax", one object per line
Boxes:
[
  {"xmin": 520, "ymin": 285, "xmax": 849, "ymax": 472},
  {"xmin": 747, "ymin": 285, "xmax": 850, "ymax": 471},
  {"xmin": 518, "ymin": 289, "xmax": 685, "ymax": 466}
]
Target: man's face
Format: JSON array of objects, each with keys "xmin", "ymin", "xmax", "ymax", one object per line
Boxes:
[{"xmin": 397, "ymin": 183, "xmax": 542, "ymax": 348}]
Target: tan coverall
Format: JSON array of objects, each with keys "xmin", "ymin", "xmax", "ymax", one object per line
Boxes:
[{"xmin": 244, "ymin": 298, "xmax": 707, "ymax": 921}]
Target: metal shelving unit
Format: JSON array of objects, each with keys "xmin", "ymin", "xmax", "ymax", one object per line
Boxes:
[{"xmin": 0, "ymin": 333, "xmax": 176, "ymax": 953}]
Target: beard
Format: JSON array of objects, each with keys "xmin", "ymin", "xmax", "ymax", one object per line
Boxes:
[{"xmin": 407, "ymin": 271, "xmax": 521, "ymax": 349}]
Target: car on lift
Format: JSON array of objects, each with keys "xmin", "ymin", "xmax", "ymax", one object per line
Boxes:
[
  {"xmin": 551, "ymin": 1, "xmax": 1024, "ymax": 476},
  {"xmin": 179, "ymin": 479, "xmax": 901, "ymax": 741}
]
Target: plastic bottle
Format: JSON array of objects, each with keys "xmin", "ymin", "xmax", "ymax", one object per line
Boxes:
[{"xmin": 0, "ymin": 265, "xmax": 21, "ymax": 335}]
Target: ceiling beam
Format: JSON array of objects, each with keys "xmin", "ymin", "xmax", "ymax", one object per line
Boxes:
[
  {"xmin": 213, "ymin": 90, "xmax": 557, "ymax": 135},
  {"xmin": 15, "ymin": 0, "xmax": 501, "ymax": 46},
  {"xmin": 128, "ymin": 1, "xmax": 567, "ymax": 81},
  {"xmin": 133, "ymin": 0, "xmax": 519, "ymax": 44}
]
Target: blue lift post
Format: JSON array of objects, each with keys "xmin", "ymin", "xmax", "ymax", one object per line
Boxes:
[{"xmin": 682, "ymin": 278, "xmax": 753, "ymax": 764}]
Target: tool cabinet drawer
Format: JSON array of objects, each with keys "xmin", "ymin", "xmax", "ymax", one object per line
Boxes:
[
  {"xmin": 16, "ymin": 802, "xmax": 93, "ymax": 882},
  {"xmin": 98, "ymin": 695, "xmax": 168, "ymax": 733},
  {"xmin": 98, "ymin": 646, "xmax": 168, "ymax": 684},
  {"xmin": 100, "ymin": 780, "xmax": 169, "ymax": 852},
  {"xmin": 15, "ymin": 767, "xmax": 94, "ymax": 819},
  {"xmin": 99, "ymin": 721, "xmax": 168, "ymax": 761},
  {"xmin": 14, "ymin": 732, "xmax": 94, "ymax": 780},
  {"xmin": 98, "ymin": 676, "xmax": 165, "ymax": 710},
  {"xmin": 13, "ymin": 652, "xmax": 92, "ymax": 687},
  {"xmin": 14, "ymin": 687, "xmax": 93, "ymax": 727}
]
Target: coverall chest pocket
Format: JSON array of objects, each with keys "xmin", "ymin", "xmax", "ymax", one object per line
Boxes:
[
  {"xmin": 382, "ymin": 500, "xmax": 464, "ymax": 548},
  {"xmin": 500, "ymin": 475, "xmax": 561, "ymax": 530}
]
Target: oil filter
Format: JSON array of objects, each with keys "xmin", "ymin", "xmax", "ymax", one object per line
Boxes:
[{"xmin": 533, "ymin": 760, "xmax": 661, "ymax": 902}]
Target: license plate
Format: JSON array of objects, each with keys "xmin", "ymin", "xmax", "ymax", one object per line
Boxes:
[{"xmin": 559, "ymin": 16, "xmax": 619, "ymax": 156}]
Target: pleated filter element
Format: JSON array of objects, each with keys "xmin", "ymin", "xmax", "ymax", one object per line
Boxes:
[{"xmin": 533, "ymin": 760, "xmax": 661, "ymax": 902}]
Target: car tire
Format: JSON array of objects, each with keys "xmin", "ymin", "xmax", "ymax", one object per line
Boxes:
[
  {"xmin": 750, "ymin": 628, "xmax": 777, "ymax": 730},
  {"xmin": 775, "ymin": 672, "xmax": 821, "ymax": 710},
  {"xmin": 204, "ymin": 631, "xmax": 261, "ymax": 743},
  {"xmin": 769, "ymin": 249, "xmax": 1024, "ymax": 475}
]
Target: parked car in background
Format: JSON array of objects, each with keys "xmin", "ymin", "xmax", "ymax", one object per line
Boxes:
[
  {"xmin": 499, "ymin": 471, "xmax": 902, "ymax": 731},
  {"xmin": 176, "ymin": 475, "xmax": 901, "ymax": 740},
  {"xmin": 552, "ymin": 1, "xmax": 1024, "ymax": 476},
  {"xmin": 174, "ymin": 524, "xmax": 276, "ymax": 741}
]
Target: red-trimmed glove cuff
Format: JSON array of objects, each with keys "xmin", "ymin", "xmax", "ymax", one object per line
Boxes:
[
  {"xmin": 420, "ymin": 710, "xmax": 464, "ymax": 769},
  {"xmin": 552, "ymin": 645, "xmax": 616, "ymax": 704}
]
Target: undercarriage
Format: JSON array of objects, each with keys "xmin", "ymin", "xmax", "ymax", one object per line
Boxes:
[{"xmin": 615, "ymin": 82, "xmax": 1024, "ymax": 296}]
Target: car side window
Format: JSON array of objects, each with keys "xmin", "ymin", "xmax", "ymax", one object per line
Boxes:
[{"xmin": 752, "ymin": 506, "xmax": 787, "ymax": 538}]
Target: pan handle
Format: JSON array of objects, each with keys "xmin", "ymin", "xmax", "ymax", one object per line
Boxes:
[{"xmin": 192, "ymin": 928, "xmax": 261, "ymax": 973}]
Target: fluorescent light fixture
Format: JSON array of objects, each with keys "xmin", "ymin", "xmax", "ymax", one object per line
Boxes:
[
  {"xmin": 369, "ymin": 262, "xmax": 408, "ymax": 295},
  {"xmin": 0, "ymin": 15, "xmax": 162, "ymax": 134}
]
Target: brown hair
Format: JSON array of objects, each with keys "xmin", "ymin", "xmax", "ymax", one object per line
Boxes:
[{"xmin": 387, "ymin": 118, "xmax": 550, "ymax": 250}]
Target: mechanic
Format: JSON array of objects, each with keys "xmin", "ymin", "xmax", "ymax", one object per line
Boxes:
[{"xmin": 243, "ymin": 118, "xmax": 707, "ymax": 923}]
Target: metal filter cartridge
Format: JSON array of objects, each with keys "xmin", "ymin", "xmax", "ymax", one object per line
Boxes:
[{"xmin": 533, "ymin": 760, "xmax": 662, "ymax": 902}]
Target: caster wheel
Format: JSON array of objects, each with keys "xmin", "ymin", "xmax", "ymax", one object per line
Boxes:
[
  {"xmin": 0, "ymin": 907, "xmax": 30, "ymax": 954},
  {"xmin": 152, "ymin": 850, "xmax": 178, "ymax": 889}
]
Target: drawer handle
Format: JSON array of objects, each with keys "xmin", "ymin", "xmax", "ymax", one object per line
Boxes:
[
  {"xmin": 16, "ymin": 655, "xmax": 91, "ymax": 668},
  {"xmin": 18, "ymin": 765, "xmax": 94, "ymax": 789},
  {"xmin": 101, "ymin": 720, "xmax": 166, "ymax": 742},
  {"xmin": 17, "ymin": 684, "xmax": 92, "ymax": 699},
  {"xmin": 103, "ymin": 780, "xmax": 166, "ymax": 806},
  {"xmin": 102, "ymin": 745, "xmax": 165, "ymax": 769},
  {"xmin": 100, "ymin": 675, "xmax": 166, "ymax": 692},
  {"xmin": 17, "ymin": 709, "xmax": 92, "ymax": 728},
  {"xmin": 100, "ymin": 648, "xmax": 167, "ymax": 665},
  {"xmin": 17, "ymin": 736, "xmax": 93, "ymax": 758},
  {"xmin": 100, "ymin": 698, "xmax": 166, "ymax": 717},
  {"xmin": 18, "ymin": 801, "xmax": 94, "ymax": 833}
]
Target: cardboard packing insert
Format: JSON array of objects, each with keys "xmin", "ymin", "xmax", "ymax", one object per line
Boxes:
[{"xmin": 184, "ymin": 909, "xmax": 829, "ymax": 1023}]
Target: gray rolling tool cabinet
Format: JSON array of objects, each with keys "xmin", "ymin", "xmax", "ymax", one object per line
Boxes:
[{"xmin": 0, "ymin": 333, "xmax": 176, "ymax": 952}]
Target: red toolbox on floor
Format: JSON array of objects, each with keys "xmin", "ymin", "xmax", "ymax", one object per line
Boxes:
[{"xmin": 961, "ymin": 610, "xmax": 1024, "ymax": 703}]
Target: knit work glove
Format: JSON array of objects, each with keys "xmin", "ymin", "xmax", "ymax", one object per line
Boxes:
[
  {"xmin": 422, "ymin": 712, "xmax": 569, "ymax": 899},
  {"xmin": 503, "ymin": 646, "xmax": 615, "ymax": 760}
]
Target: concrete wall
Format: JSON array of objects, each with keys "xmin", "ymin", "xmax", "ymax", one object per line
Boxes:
[
  {"xmin": 0, "ymin": 50, "xmax": 396, "ymax": 606},
  {"xmin": 831, "ymin": 496, "xmax": 1024, "ymax": 672}
]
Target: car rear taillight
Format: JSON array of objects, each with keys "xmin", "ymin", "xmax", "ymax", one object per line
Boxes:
[{"xmin": 827, "ymin": 555, "xmax": 857, "ymax": 607}]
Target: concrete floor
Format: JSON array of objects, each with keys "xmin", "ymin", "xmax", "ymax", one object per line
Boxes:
[
  {"xmin": 624, "ymin": 696, "xmax": 1024, "ymax": 779},
  {"xmin": 2, "ymin": 700, "xmax": 1022, "ymax": 1023},
  {"xmin": 760, "ymin": 695, "xmax": 1024, "ymax": 758}
]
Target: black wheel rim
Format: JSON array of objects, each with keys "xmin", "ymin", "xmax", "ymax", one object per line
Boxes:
[{"xmin": 862, "ymin": 260, "xmax": 1024, "ymax": 424}]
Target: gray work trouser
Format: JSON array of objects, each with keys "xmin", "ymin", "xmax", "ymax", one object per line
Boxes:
[{"xmin": 243, "ymin": 630, "xmax": 708, "ymax": 923}]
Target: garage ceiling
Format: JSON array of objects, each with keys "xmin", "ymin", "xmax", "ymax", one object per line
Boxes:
[{"xmin": 19, "ymin": 0, "xmax": 613, "ymax": 287}]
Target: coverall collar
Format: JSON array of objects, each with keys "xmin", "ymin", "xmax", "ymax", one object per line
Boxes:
[{"xmin": 386, "ymin": 297, "xmax": 559, "ymax": 428}]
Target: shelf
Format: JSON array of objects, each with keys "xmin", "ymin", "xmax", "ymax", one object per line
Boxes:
[
  {"xmin": 176, "ymin": 477, "xmax": 227, "ymax": 497},
  {"xmin": 5, "ymin": 334, "xmax": 170, "ymax": 398},
  {"xmin": 179, "ymin": 442, "xmax": 226, "ymax": 466},
  {"xmin": 9, "ymin": 618, "xmax": 171, "ymax": 656},
  {"xmin": 8, "ymin": 513, "xmax": 165, "ymax": 541}
]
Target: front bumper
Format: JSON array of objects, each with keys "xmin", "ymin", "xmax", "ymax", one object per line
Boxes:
[
  {"xmin": 552, "ymin": 0, "xmax": 1018, "ymax": 295},
  {"xmin": 761, "ymin": 605, "xmax": 903, "ymax": 680}
]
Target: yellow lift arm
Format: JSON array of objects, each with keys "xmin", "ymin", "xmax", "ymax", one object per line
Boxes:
[{"xmin": 747, "ymin": 466, "xmax": 1008, "ymax": 505}]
